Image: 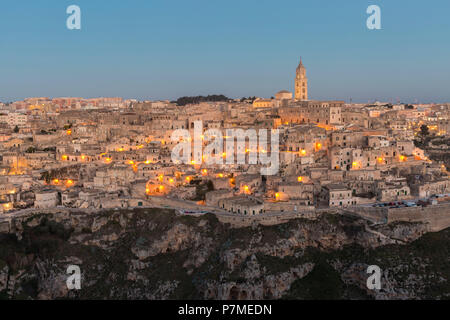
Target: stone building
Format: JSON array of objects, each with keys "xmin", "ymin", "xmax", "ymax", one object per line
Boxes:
[
  {"xmin": 294, "ymin": 58, "xmax": 308, "ymax": 100},
  {"xmin": 35, "ymin": 190, "xmax": 59, "ymax": 208},
  {"xmin": 410, "ymin": 179, "xmax": 450, "ymax": 198},
  {"xmin": 218, "ymin": 196, "xmax": 264, "ymax": 215},
  {"xmin": 276, "ymin": 182, "xmax": 314, "ymax": 204},
  {"xmin": 321, "ymin": 184, "xmax": 354, "ymax": 207},
  {"xmin": 279, "ymin": 100, "xmax": 344, "ymax": 126}
]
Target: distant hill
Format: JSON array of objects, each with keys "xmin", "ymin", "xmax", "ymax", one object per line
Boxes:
[{"xmin": 172, "ymin": 95, "xmax": 230, "ymax": 106}]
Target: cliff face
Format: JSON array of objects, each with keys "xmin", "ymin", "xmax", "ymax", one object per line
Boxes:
[{"xmin": 0, "ymin": 208, "xmax": 448, "ymax": 300}]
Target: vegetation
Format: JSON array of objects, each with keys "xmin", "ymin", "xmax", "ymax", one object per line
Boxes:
[
  {"xmin": 420, "ymin": 124, "xmax": 430, "ymax": 137},
  {"xmin": 172, "ymin": 95, "xmax": 230, "ymax": 106},
  {"xmin": 0, "ymin": 208, "xmax": 449, "ymax": 299},
  {"xmin": 193, "ymin": 180, "xmax": 214, "ymax": 201},
  {"xmin": 240, "ymin": 96, "xmax": 257, "ymax": 103}
]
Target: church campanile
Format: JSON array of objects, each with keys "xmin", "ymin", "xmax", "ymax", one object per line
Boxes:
[{"xmin": 295, "ymin": 58, "xmax": 308, "ymax": 100}]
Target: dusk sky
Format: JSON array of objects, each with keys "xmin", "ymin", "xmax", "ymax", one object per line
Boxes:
[{"xmin": 1, "ymin": 0, "xmax": 450, "ymax": 103}]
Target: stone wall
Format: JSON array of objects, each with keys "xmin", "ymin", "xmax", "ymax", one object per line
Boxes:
[
  {"xmin": 344, "ymin": 206, "xmax": 388, "ymax": 224},
  {"xmin": 346, "ymin": 203, "xmax": 450, "ymax": 231},
  {"xmin": 215, "ymin": 210, "xmax": 324, "ymax": 228},
  {"xmin": 387, "ymin": 203, "xmax": 450, "ymax": 232}
]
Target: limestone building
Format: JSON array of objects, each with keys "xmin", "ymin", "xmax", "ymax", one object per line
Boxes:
[
  {"xmin": 295, "ymin": 58, "xmax": 308, "ymax": 100},
  {"xmin": 278, "ymin": 100, "xmax": 344, "ymax": 126}
]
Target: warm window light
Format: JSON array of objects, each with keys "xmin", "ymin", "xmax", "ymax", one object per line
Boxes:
[
  {"xmin": 202, "ymin": 169, "xmax": 207, "ymax": 175},
  {"xmin": 191, "ymin": 160, "xmax": 196, "ymax": 165},
  {"xmin": 300, "ymin": 149, "xmax": 306, "ymax": 156},
  {"xmin": 66, "ymin": 179, "xmax": 73, "ymax": 186},
  {"xmin": 158, "ymin": 174, "xmax": 164, "ymax": 182},
  {"xmin": 275, "ymin": 192, "xmax": 280, "ymax": 200},
  {"xmin": 61, "ymin": 155, "xmax": 68, "ymax": 161},
  {"xmin": 352, "ymin": 162, "xmax": 358, "ymax": 167},
  {"xmin": 81, "ymin": 155, "xmax": 86, "ymax": 160},
  {"xmin": 118, "ymin": 148, "xmax": 124, "ymax": 152},
  {"xmin": 145, "ymin": 188, "xmax": 150, "ymax": 194},
  {"xmin": 66, "ymin": 129, "xmax": 72, "ymax": 135},
  {"xmin": 315, "ymin": 142, "xmax": 322, "ymax": 150},
  {"xmin": 377, "ymin": 157, "xmax": 384, "ymax": 163},
  {"xmin": 105, "ymin": 157, "xmax": 112, "ymax": 163},
  {"xmin": 53, "ymin": 179, "xmax": 59, "ymax": 184},
  {"xmin": 297, "ymin": 176, "xmax": 303, "ymax": 182},
  {"xmin": 185, "ymin": 176, "xmax": 191, "ymax": 182},
  {"xmin": 218, "ymin": 173, "xmax": 224, "ymax": 178},
  {"xmin": 222, "ymin": 152, "xmax": 226, "ymax": 157},
  {"xmin": 169, "ymin": 178, "xmax": 174, "ymax": 183},
  {"xmin": 399, "ymin": 155, "xmax": 407, "ymax": 162},
  {"xmin": 145, "ymin": 160, "xmax": 151, "ymax": 164},
  {"xmin": 128, "ymin": 160, "xmax": 134, "ymax": 165},
  {"xmin": 243, "ymin": 185, "xmax": 249, "ymax": 192}
]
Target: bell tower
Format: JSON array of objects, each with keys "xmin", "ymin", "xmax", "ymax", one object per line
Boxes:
[{"xmin": 295, "ymin": 58, "xmax": 308, "ymax": 100}]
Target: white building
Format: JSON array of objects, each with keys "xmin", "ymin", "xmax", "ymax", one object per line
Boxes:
[{"xmin": 34, "ymin": 190, "xmax": 59, "ymax": 208}]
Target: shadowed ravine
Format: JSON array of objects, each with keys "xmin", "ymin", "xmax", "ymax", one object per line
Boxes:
[{"xmin": 0, "ymin": 208, "xmax": 448, "ymax": 300}]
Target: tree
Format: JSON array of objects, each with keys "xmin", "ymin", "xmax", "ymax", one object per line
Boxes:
[
  {"xmin": 420, "ymin": 124, "xmax": 429, "ymax": 137},
  {"xmin": 173, "ymin": 95, "xmax": 230, "ymax": 106},
  {"xmin": 13, "ymin": 125, "xmax": 19, "ymax": 133}
]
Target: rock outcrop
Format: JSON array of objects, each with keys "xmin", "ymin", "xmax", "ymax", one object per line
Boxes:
[{"xmin": 0, "ymin": 208, "xmax": 448, "ymax": 299}]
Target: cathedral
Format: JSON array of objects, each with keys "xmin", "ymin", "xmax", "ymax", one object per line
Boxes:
[{"xmin": 295, "ymin": 58, "xmax": 308, "ymax": 100}]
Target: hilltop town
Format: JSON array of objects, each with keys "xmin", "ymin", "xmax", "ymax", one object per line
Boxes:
[{"xmin": 1, "ymin": 60, "xmax": 450, "ymax": 231}]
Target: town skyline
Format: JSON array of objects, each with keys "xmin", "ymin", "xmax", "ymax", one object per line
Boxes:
[
  {"xmin": 2, "ymin": 1, "xmax": 450, "ymax": 103},
  {"xmin": 1, "ymin": 0, "xmax": 450, "ymax": 304},
  {"xmin": 1, "ymin": 56, "xmax": 449, "ymax": 104}
]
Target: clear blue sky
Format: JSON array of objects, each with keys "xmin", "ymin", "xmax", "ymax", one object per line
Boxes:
[{"xmin": 1, "ymin": 0, "xmax": 450, "ymax": 103}]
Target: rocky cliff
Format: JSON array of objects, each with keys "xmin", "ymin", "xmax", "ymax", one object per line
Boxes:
[{"xmin": 0, "ymin": 208, "xmax": 448, "ymax": 300}]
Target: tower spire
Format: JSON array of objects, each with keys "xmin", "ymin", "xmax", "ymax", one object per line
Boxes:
[{"xmin": 295, "ymin": 57, "xmax": 308, "ymax": 100}]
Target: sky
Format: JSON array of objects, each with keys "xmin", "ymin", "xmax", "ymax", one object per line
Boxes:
[{"xmin": 1, "ymin": 0, "xmax": 450, "ymax": 103}]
